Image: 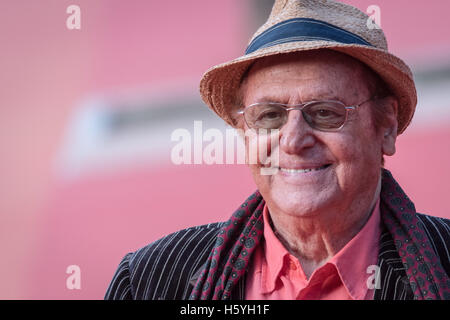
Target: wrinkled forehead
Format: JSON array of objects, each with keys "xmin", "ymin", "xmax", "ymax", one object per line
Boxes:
[{"xmin": 240, "ymin": 49, "xmax": 377, "ymax": 103}]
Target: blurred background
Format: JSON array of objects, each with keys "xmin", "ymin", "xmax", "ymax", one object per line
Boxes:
[{"xmin": 0, "ymin": 0, "xmax": 449, "ymax": 299}]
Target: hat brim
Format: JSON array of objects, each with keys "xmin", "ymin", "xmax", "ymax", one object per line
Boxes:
[{"xmin": 199, "ymin": 41, "xmax": 417, "ymax": 134}]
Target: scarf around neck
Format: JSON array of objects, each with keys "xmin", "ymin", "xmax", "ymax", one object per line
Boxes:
[{"xmin": 190, "ymin": 169, "xmax": 449, "ymax": 300}]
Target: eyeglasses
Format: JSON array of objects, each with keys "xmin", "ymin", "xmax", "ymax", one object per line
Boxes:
[{"xmin": 237, "ymin": 97, "xmax": 377, "ymax": 132}]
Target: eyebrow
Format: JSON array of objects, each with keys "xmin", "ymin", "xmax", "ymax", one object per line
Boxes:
[{"xmin": 248, "ymin": 93, "xmax": 343, "ymax": 105}]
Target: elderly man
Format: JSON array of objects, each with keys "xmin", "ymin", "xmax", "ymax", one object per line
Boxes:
[{"xmin": 105, "ymin": 0, "xmax": 450, "ymax": 300}]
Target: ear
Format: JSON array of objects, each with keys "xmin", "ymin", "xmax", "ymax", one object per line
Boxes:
[{"xmin": 380, "ymin": 96, "xmax": 398, "ymax": 156}]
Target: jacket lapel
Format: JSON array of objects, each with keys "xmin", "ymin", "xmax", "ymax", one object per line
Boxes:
[{"xmin": 374, "ymin": 229, "xmax": 415, "ymax": 300}]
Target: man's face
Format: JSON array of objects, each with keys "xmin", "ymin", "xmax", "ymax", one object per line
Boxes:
[{"xmin": 240, "ymin": 51, "xmax": 397, "ymax": 219}]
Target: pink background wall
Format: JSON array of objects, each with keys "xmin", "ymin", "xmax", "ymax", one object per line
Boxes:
[{"xmin": 0, "ymin": 0, "xmax": 449, "ymax": 299}]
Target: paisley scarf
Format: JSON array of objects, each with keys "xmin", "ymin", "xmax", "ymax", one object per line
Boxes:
[{"xmin": 190, "ymin": 169, "xmax": 449, "ymax": 300}]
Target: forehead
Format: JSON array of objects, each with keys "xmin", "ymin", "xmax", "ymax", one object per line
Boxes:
[{"xmin": 241, "ymin": 50, "xmax": 373, "ymax": 104}]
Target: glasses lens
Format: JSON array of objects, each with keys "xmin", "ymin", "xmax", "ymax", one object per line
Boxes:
[
  {"xmin": 245, "ymin": 103, "xmax": 287, "ymax": 129},
  {"xmin": 302, "ymin": 101, "xmax": 347, "ymax": 131}
]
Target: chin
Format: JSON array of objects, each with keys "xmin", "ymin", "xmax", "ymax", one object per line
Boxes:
[{"xmin": 269, "ymin": 189, "xmax": 337, "ymax": 218}]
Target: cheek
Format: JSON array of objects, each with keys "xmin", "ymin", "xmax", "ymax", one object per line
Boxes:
[
  {"xmin": 245, "ymin": 131, "xmax": 279, "ymax": 166},
  {"xmin": 248, "ymin": 162, "xmax": 274, "ymax": 195},
  {"xmin": 246, "ymin": 133, "xmax": 279, "ymax": 191},
  {"xmin": 331, "ymin": 133, "xmax": 382, "ymax": 183}
]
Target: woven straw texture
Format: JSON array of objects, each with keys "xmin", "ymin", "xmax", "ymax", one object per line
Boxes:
[{"xmin": 199, "ymin": 0, "xmax": 417, "ymax": 134}]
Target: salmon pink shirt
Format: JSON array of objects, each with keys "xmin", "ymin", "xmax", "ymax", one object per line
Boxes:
[{"xmin": 245, "ymin": 199, "xmax": 381, "ymax": 300}]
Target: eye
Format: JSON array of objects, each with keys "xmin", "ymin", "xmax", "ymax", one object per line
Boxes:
[
  {"xmin": 246, "ymin": 104, "xmax": 287, "ymax": 129},
  {"xmin": 252, "ymin": 105, "xmax": 285, "ymax": 121},
  {"xmin": 257, "ymin": 110, "xmax": 282, "ymax": 121},
  {"xmin": 306, "ymin": 103, "xmax": 345, "ymax": 119},
  {"xmin": 315, "ymin": 109, "xmax": 334, "ymax": 118}
]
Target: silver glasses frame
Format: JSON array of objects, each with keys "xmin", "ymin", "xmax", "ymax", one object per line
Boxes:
[{"xmin": 236, "ymin": 97, "xmax": 377, "ymax": 132}]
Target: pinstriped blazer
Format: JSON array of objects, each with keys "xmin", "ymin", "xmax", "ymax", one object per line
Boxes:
[{"xmin": 105, "ymin": 213, "xmax": 450, "ymax": 300}]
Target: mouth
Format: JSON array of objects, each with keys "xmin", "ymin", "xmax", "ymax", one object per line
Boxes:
[{"xmin": 279, "ymin": 164, "xmax": 331, "ymax": 174}]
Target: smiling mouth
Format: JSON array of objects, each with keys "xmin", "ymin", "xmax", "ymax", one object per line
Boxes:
[{"xmin": 279, "ymin": 164, "xmax": 331, "ymax": 174}]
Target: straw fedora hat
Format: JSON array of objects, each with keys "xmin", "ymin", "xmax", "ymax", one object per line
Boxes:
[{"xmin": 199, "ymin": 0, "xmax": 417, "ymax": 134}]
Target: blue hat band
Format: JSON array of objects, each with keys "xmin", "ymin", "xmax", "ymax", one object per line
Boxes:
[{"xmin": 245, "ymin": 17, "xmax": 374, "ymax": 55}]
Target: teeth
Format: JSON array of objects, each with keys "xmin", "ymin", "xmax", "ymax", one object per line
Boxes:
[{"xmin": 280, "ymin": 165, "xmax": 328, "ymax": 173}]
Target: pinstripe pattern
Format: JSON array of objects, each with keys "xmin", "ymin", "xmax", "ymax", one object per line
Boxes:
[
  {"xmin": 373, "ymin": 228, "xmax": 414, "ymax": 300},
  {"xmin": 418, "ymin": 214, "xmax": 450, "ymax": 273},
  {"xmin": 106, "ymin": 223, "xmax": 224, "ymax": 300},
  {"xmin": 105, "ymin": 214, "xmax": 449, "ymax": 300}
]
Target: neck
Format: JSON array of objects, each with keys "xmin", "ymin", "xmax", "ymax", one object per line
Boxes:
[{"xmin": 268, "ymin": 176, "xmax": 381, "ymax": 278}]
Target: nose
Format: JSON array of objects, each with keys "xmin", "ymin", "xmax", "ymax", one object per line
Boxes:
[{"xmin": 279, "ymin": 110, "xmax": 316, "ymax": 154}]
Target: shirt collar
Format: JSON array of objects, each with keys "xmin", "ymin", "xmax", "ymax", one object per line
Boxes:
[
  {"xmin": 329, "ymin": 197, "xmax": 381, "ymax": 300},
  {"xmin": 260, "ymin": 203, "xmax": 301, "ymax": 293},
  {"xmin": 260, "ymin": 198, "xmax": 381, "ymax": 298}
]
